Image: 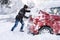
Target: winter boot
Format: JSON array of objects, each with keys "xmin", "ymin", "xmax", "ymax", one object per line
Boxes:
[{"xmin": 20, "ymin": 29, "xmax": 24, "ymax": 32}]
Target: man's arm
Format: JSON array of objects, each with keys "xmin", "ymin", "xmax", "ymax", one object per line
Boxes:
[
  {"xmin": 25, "ymin": 10, "xmax": 30, "ymax": 12},
  {"xmin": 24, "ymin": 16, "xmax": 29, "ymax": 19}
]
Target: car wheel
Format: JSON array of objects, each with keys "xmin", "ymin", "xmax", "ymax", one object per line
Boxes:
[{"xmin": 39, "ymin": 26, "xmax": 53, "ymax": 34}]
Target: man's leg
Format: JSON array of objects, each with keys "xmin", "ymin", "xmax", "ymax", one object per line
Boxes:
[
  {"xmin": 11, "ymin": 20, "xmax": 19, "ymax": 31},
  {"xmin": 20, "ymin": 19, "xmax": 24, "ymax": 32}
]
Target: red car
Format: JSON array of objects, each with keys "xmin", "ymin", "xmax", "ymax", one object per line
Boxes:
[{"xmin": 28, "ymin": 8, "xmax": 60, "ymax": 35}]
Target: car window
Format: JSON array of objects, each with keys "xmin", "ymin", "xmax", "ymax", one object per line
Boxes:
[
  {"xmin": 50, "ymin": 7, "xmax": 60, "ymax": 15},
  {"xmin": 45, "ymin": 7, "xmax": 60, "ymax": 15}
]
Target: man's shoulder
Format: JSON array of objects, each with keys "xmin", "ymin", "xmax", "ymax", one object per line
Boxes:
[{"xmin": 20, "ymin": 8, "xmax": 25, "ymax": 11}]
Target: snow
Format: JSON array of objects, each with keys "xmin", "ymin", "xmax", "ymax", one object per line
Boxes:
[
  {"xmin": 0, "ymin": 20, "xmax": 60, "ymax": 40},
  {"xmin": 0, "ymin": 0, "xmax": 60, "ymax": 40}
]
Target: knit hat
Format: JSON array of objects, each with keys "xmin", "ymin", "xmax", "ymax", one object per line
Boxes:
[{"xmin": 24, "ymin": 5, "xmax": 28, "ymax": 8}]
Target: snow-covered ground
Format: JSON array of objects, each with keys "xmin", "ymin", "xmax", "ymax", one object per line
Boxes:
[{"xmin": 0, "ymin": 21, "xmax": 60, "ymax": 40}]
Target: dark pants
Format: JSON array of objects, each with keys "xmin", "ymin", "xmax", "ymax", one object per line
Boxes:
[{"xmin": 11, "ymin": 19, "xmax": 24, "ymax": 31}]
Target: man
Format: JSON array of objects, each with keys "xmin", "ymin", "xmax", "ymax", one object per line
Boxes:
[{"xmin": 11, "ymin": 5, "xmax": 30, "ymax": 32}]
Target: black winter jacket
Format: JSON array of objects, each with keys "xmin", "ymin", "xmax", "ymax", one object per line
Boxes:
[{"xmin": 16, "ymin": 8, "xmax": 30, "ymax": 20}]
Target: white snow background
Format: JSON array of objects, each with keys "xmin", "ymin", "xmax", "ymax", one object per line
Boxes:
[{"xmin": 0, "ymin": 0, "xmax": 60, "ymax": 40}]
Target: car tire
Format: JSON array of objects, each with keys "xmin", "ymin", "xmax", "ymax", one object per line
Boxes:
[{"xmin": 39, "ymin": 26, "xmax": 53, "ymax": 34}]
